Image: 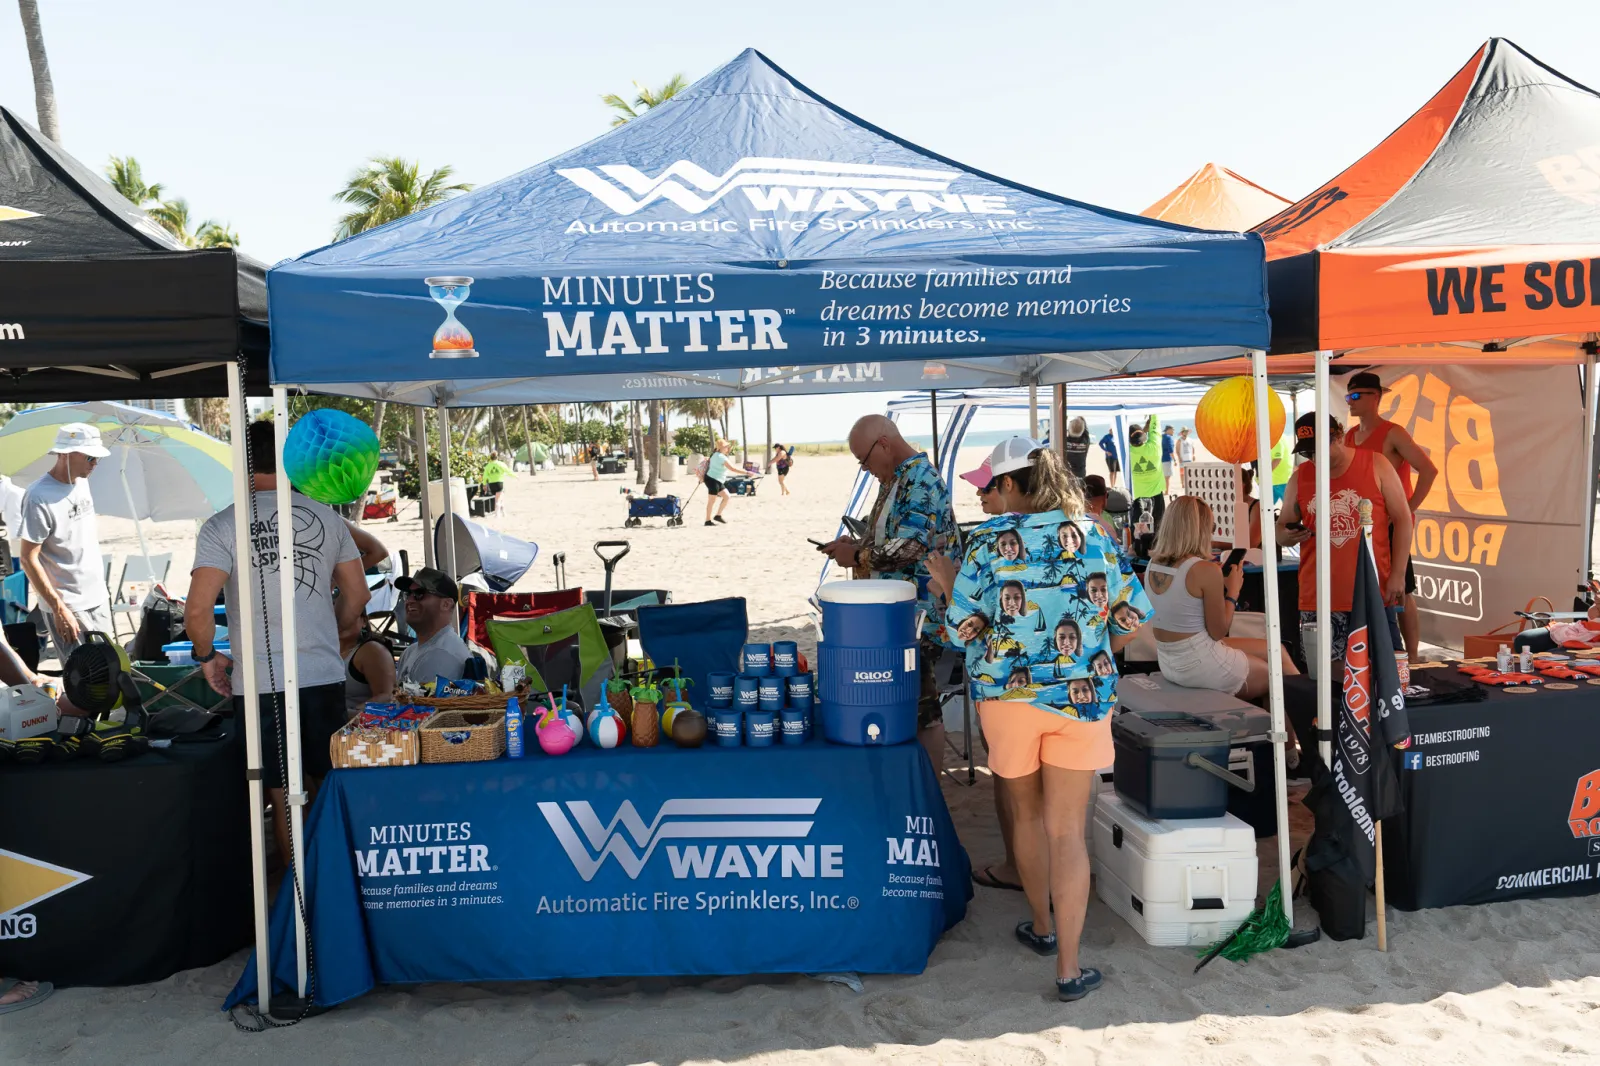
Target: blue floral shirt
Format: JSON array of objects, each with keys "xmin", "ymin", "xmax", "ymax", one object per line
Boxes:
[
  {"xmin": 946, "ymin": 510, "xmax": 1149, "ymax": 721},
  {"xmin": 854, "ymin": 452, "xmax": 957, "ymax": 642}
]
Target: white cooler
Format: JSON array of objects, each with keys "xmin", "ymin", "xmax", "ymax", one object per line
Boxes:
[{"xmin": 1092, "ymin": 791, "xmax": 1256, "ymax": 947}]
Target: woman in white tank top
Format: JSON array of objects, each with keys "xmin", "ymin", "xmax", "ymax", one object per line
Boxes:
[{"xmin": 1146, "ymin": 497, "xmax": 1297, "ymax": 699}]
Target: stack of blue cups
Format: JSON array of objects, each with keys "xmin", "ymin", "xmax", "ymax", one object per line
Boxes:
[
  {"xmin": 739, "ymin": 648, "xmax": 774, "ymax": 747},
  {"xmin": 707, "ymin": 670, "xmax": 740, "ymax": 748}
]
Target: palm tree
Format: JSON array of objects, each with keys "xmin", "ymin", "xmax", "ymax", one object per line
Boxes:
[
  {"xmin": 106, "ymin": 156, "xmax": 163, "ymax": 207},
  {"xmin": 194, "ymin": 221, "xmax": 240, "ymax": 248},
  {"xmin": 17, "ymin": 0, "xmax": 58, "ymax": 142},
  {"xmin": 147, "ymin": 198, "xmax": 194, "ymax": 244},
  {"xmin": 602, "ymin": 75, "xmax": 688, "ymax": 127},
  {"xmin": 333, "ymin": 157, "xmax": 472, "ymax": 239}
]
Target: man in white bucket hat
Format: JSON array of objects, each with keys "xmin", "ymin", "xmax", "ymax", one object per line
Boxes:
[{"xmin": 19, "ymin": 423, "xmax": 112, "ymax": 660}]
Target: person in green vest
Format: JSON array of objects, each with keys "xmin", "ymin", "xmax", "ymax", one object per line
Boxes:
[
  {"xmin": 1127, "ymin": 414, "xmax": 1167, "ymax": 533},
  {"xmin": 481, "ymin": 453, "xmax": 512, "ymax": 515},
  {"xmin": 1270, "ymin": 433, "xmax": 1293, "ymax": 504}
]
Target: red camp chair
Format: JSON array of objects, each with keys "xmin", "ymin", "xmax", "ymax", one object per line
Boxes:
[{"xmin": 462, "ymin": 589, "xmax": 584, "ymax": 667}]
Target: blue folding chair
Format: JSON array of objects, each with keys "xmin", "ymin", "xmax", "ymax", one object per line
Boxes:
[{"xmin": 637, "ymin": 597, "xmax": 748, "ymax": 698}]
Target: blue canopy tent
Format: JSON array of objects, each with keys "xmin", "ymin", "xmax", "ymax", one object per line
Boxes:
[{"xmin": 234, "ymin": 49, "xmax": 1287, "ymax": 1011}]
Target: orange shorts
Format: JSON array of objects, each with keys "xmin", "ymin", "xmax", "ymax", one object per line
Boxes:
[{"xmin": 977, "ymin": 701, "xmax": 1113, "ymax": 778}]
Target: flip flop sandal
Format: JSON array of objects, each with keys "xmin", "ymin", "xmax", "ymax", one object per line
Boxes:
[
  {"xmin": 1056, "ymin": 967, "xmax": 1103, "ymax": 1002},
  {"xmin": 0, "ymin": 978, "xmax": 54, "ymax": 1015},
  {"xmin": 971, "ymin": 865, "xmax": 1024, "ymax": 891},
  {"xmin": 1015, "ymin": 920, "xmax": 1057, "ymax": 956}
]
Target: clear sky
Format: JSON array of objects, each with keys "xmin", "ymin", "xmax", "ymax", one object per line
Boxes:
[{"xmin": 3, "ymin": 1, "xmax": 1597, "ymax": 442}]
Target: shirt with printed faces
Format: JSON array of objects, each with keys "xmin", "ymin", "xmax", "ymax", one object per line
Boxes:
[{"xmin": 947, "ymin": 509, "xmax": 1149, "ymax": 721}]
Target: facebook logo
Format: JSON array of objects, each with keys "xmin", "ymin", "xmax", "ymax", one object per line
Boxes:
[{"xmin": 1404, "ymin": 752, "xmax": 1424, "ymax": 772}]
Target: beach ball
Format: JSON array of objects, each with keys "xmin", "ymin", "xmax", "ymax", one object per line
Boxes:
[
  {"xmin": 282, "ymin": 408, "xmax": 381, "ymax": 505},
  {"xmin": 1193, "ymin": 377, "xmax": 1286, "ymax": 466},
  {"xmin": 535, "ymin": 708, "xmax": 577, "ymax": 756},
  {"xmin": 556, "ymin": 704, "xmax": 584, "ymax": 746},
  {"xmin": 588, "ymin": 705, "xmax": 627, "ymax": 749}
]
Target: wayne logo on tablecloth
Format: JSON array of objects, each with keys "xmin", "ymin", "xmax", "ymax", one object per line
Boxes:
[
  {"xmin": 556, "ymin": 159, "xmax": 1010, "ymax": 218},
  {"xmin": 539, "ymin": 798, "xmax": 834, "ymax": 881}
]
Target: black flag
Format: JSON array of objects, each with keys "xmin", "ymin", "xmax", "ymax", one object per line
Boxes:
[{"xmin": 1331, "ymin": 529, "xmax": 1412, "ymax": 883}]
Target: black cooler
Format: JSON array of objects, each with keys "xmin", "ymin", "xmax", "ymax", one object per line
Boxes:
[{"xmin": 1112, "ymin": 711, "xmax": 1239, "ymax": 820}]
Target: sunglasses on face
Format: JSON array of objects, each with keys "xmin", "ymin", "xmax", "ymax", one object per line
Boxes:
[
  {"xmin": 1345, "ymin": 390, "xmax": 1378, "ymax": 402},
  {"xmin": 404, "ymin": 588, "xmax": 433, "ymax": 600},
  {"xmin": 857, "ymin": 439, "xmax": 882, "ymax": 470}
]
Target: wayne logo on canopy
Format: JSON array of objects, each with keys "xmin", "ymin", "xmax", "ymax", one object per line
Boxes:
[
  {"xmin": 538, "ymin": 797, "xmax": 848, "ymax": 882},
  {"xmin": 557, "ymin": 158, "xmax": 1013, "ymax": 218}
]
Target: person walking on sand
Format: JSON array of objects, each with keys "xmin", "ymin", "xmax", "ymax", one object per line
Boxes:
[
  {"xmin": 703, "ymin": 439, "xmax": 736, "ymax": 526},
  {"xmin": 1176, "ymin": 427, "xmax": 1196, "ymax": 493},
  {"xmin": 772, "ymin": 443, "xmax": 794, "ymax": 495},
  {"xmin": 939, "ymin": 437, "xmax": 1148, "ymax": 1002}
]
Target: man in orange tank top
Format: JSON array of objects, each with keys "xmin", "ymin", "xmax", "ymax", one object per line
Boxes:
[
  {"xmin": 1278, "ymin": 413, "xmax": 1413, "ymax": 663},
  {"xmin": 1344, "ymin": 372, "xmax": 1439, "ymax": 664}
]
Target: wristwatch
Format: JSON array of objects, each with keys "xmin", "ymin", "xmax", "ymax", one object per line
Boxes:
[{"xmin": 193, "ymin": 645, "xmax": 217, "ymax": 664}]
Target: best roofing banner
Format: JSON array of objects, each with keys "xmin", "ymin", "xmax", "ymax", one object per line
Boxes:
[
  {"xmin": 268, "ymin": 50, "xmax": 1269, "ymax": 405},
  {"xmin": 1258, "ymin": 38, "xmax": 1600, "ymax": 356},
  {"xmin": 1376, "ymin": 364, "xmax": 1588, "ymax": 648}
]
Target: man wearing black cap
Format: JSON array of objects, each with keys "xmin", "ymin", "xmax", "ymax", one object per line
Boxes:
[
  {"xmin": 1278, "ymin": 413, "xmax": 1412, "ymax": 662},
  {"xmin": 395, "ymin": 568, "xmax": 472, "ymax": 686},
  {"xmin": 1344, "ymin": 372, "xmax": 1438, "ymax": 663}
]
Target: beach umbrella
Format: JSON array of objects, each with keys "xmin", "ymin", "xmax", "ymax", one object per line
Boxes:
[{"xmin": 0, "ymin": 401, "xmax": 232, "ymax": 560}]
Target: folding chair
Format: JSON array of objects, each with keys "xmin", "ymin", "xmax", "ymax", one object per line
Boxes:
[
  {"xmin": 637, "ymin": 597, "xmax": 748, "ymax": 700},
  {"xmin": 485, "ymin": 604, "xmax": 615, "ymax": 711},
  {"xmin": 930, "ymin": 645, "xmax": 976, "ymax": 786},
  {"xmin": 462, "ymin": 589, "xmax": 584, "ymax": 667},
  {"xmin": 111, "ymin": 553, "xmax": 173, "ymax": 641}
]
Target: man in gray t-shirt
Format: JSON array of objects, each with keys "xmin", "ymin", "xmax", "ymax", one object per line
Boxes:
[
  {"xmin": 18, "ymin": 423, "xmax": 112, "ymax": 659},
  {"xmin": 394, "ymin": 568, "xmax": 472, "ymax": 686},
  {"xmin": 186, "ymin": 420, "xmax": 369, "ymax": 865}
]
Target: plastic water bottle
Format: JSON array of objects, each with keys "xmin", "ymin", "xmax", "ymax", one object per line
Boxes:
[
  {"xmin": 1496, "ymin": 645, "xmax": 1511, "ymax": 674},
  {"xmin": 1519, "ymin": 646, "xmax": 1533, "ymax": 674},
  {"xmin": 505, "ymin": 696, "xmax": 524, "ymax": 759}
]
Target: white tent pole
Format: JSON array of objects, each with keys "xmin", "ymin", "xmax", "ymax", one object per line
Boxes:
[
  {"xmin": 271, "ymin": 387, "xmax": 309, "ymax": 1000},
  {"xmin": 1315, "ymin": 350, "xmax": 1332, "ymax": 766},
  {"xmin": 414, "ymin": 406, "xmax": 434, "ymax": 571},
  {"xmin": 1580, "ymin": 348, "xmax": 1598, "ymax": 591},
  {"xmin": 227, "ymin": 368, "xmax": 271, "ymax": 1011},
  {"xmin": 1028, "ymin": 384, "xmax": 1038, "ymax": 439},
  {"xmin": 437, "ymin": 401, "xmax": 459, "ymax": 631},
  {"xmin": 1052, "ymin": 384, "xmax": 1066, "ymax": 463},
  {"xmin": 1250, "ymin": 349, "xmax": 1293, "ymax": 926}
]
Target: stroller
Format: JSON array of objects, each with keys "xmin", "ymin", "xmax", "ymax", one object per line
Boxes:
[
  {"xmin": 623, "ymin": 491, "xmax": 686, "ymax": 528},
  {"xmin": 434, "ymin": 514, "xmax": 539, "ymax": 592},
  {"xmin": 724, "ymin": 474, "xmax": 759, "ymax": 496},
  {"xmin": 361, "ymin": 471, "xmax": 400, "ymax": 522}
]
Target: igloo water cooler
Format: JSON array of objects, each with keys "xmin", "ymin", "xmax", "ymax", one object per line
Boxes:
[{"xmin": 816, "ymin": 580, "xmax": 920, "ymax": 745}]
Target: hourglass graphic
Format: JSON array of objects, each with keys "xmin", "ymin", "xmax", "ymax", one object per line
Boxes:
[{"xmin": 425, "ymin": 276, "xmax": 479, "ymax": 358}]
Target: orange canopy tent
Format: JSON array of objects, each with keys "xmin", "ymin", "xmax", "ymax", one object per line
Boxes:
[{"xmin": 1142, "ymin": 163, "xmax": 1292, "ymax": 232}]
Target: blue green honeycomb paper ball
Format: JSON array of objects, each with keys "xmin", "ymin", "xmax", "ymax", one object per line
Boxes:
[{"xmin": 282, "ymin": 409, "xmax": 380, "ymax": 506}]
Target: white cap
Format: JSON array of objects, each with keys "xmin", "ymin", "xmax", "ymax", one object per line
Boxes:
[
  {"xmin": 986, "ymin": 436, "xmax": 1043, "ymax": 479},
  {"xmin": 49, "ymin": 423, "xmax": 110, "ymax": 458}
]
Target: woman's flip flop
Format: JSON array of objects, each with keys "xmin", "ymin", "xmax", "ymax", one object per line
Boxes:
[{"xmin": 971, "ymin": 865, "xmax": 1024, "ymax": 891}]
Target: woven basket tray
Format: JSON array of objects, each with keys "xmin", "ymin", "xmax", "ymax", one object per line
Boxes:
[
  {"xmin": 420, "ymin": 709, "xmax": 507, "ymax": 764},
  {"xmin": 409, "ymin": 684, "xmax": 530, "ymax": 711},
  {"xmin": 330, "ymin": 716, "xmax": 422, "ymax": 769}
]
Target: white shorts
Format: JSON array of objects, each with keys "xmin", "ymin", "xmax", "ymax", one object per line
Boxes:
[{"xmin": 1155, "ymin": 631, "xmax": 1250, "ymax": 696}]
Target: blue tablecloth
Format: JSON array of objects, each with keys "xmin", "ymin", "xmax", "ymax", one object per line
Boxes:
[{"xmin": 226, "ymin": 737, "xmax": 969, "ymax": 1009}]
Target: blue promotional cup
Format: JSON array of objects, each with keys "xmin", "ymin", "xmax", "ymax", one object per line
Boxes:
[
  {"xmin": 741, "ymin": 643, "xmax": 772, "ymax": 676},
  {"xmin": 713, "ymin": 709, "xmax": 743, "ymax": 747},
  {"xmin": 707, "ymin": 671, "xmax": 736, "ymax": 707},
  {"xmin": 771, "ymin": 640, "xmax": 799, "ymax": 677},
  {"xmin": 744, "ymin": 709, "xmax": 776, "ymax": 747},
  {"xmin": 734, "ymin": 674, "xmax": 761, "ymax": 712},
  {"xmin": 786, "ymin": 672, "xmax": 813, "ymax": 710},
  {"xmin": 758, "ymin": 676, "xmax": 785, "ymax": 712},
  {"xmin": 780, "ymin": 707, "xmax": 808, "ymax": 744}
]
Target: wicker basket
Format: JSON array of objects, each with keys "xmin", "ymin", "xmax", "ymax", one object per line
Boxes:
[
  {"xmin": 331, "ymin": 716, "xmax": 422, "ymax": 769},
  {"xmin": 420, "ymin": 709, "xmax": 507, "ymax": 764},
  {"xmin": 410, "ymin": 684, "xmax": 530, "ymax": 711}
]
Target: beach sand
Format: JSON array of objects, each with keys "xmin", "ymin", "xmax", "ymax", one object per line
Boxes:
[{"xmin": 5, "ymin": 453, "xmax": 1597, "ymax": 1065}]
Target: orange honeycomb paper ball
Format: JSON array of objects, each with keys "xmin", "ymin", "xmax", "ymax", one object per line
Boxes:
[{"xmin": 1193, "ymin": 377, "xmax": 1287, "ymax": 466}]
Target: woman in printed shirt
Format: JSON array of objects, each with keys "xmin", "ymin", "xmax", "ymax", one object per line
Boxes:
[{"xmin": 932, "ymin": 437, "xmax": 1149, "ymax": 1003}]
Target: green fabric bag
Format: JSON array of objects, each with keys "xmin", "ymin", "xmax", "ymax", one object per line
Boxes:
[{"xmin": 486, "ymin": 604, "xmax": 613, "ymax": 709}]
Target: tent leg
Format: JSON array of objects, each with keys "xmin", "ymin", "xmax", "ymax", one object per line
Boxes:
[
  {"xmin": 437, "ymin": 401, "xmax": 459, "ymax": 631},
  {"xmin": 415, "ymin": 406, "xmax": 433, "ymax": 571},
  {"xmin": 1028, "ymin": 384, "xmax": 1038, "ymax": 440},
  {"xmin": 1315, "ymin": 351, "xmax": 1332, "ymax": 768},
  {"xmin": 929, "ymin": 390, "xmax": 939, "ymax": 468},
  {"xmin": 1580, "ymin": 348, "xmax": 1598, "ymax": 593},
  {"xmin": 228, "ymin": 365, "xmax": 271, "ymax": 1011},
  {"xmin": 1052, "ymin": 384, "xmax": 1066, "ymax": 462},
  {"xmin": 271, "ymin": 388, "xmax": 309, "ymax": 1001},
  {"xmin": 1250, "ymin": 350, "xmax": 1293, "ymax": 928}
]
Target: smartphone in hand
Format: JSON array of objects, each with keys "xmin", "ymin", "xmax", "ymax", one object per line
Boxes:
[{"xmin": 1222, "ymin": 547, "xmax": 1247, "ymax": 576}]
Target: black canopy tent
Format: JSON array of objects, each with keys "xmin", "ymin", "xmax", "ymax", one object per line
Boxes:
[{"xmin": 0, "ymin": 107, "xmax": 267, "ymax": 401}]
